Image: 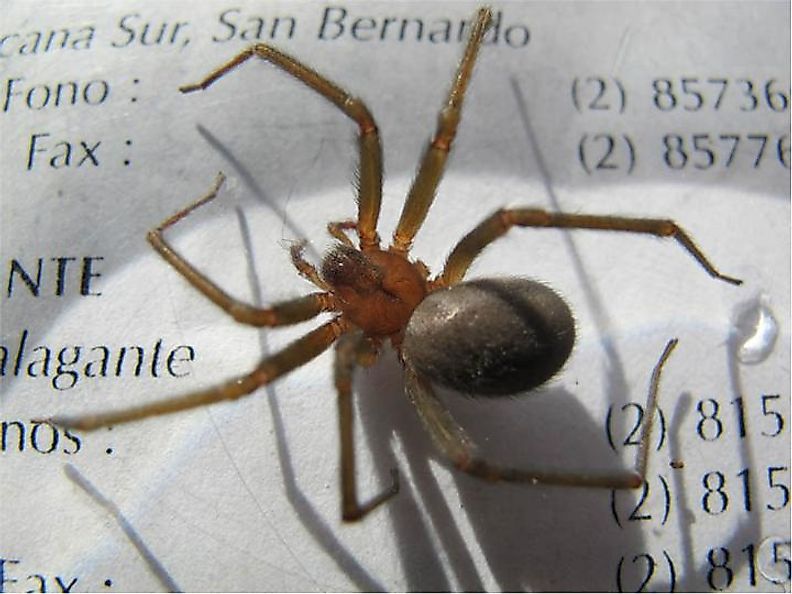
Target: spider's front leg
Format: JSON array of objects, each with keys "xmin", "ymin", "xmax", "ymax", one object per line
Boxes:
[
  {"xmin": 335, "ymin": 332, "xmax": 399, "ymax": 521},
  {"xmin": 180, "ymin": 45, "xmax": 383, "ymax": 251},
  {"xmin": 405, "ymin": 339, "xmax": 678, "ymax": 490}
]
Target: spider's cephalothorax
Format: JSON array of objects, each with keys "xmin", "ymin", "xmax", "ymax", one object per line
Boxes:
[
  {"xmin": 321, "ymin": 244, "xmax": 427, "ymax": 340},
  {"xmin": 53, "ymin": 7, "xmax": 740, "ymax": 522}
]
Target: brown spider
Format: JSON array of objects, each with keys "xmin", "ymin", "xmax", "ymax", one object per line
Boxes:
[{"xmin": 54, "ymin": 8, "xmax": 740, "ymax": 521}]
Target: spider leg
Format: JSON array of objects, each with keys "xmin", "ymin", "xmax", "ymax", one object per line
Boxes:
[
  {"xmin": 404, "ymin": 339, "xmax": 678, "ymax": 490},
  {"xmin": 335, "ymin": 331, "xmax": 399, "ymax": 521},
  {"xmin": 437, "ymin": 208, "xmax": 743, "ymax": 287},
  {"xmin": 390, "ymin": 7, "xmax": 492, "ymax": 256},
  {"xmin": 48, "ymin": 319, "xmax": 348, "ymax": 431},
  {"xmin": 149, "ymin": 173, "xmax": 336, "ymax": 325},
  {"xmin": 180, "ymin": 46, "xmax": 383, "ymax": 251}
]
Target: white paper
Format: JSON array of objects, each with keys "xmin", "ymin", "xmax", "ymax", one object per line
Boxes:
[{"xmin": 1, "ymin": 1, "xmax": 789, "ymax": 591}]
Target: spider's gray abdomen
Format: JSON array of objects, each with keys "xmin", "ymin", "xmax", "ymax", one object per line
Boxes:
[{"xmin": 403, "ymin": 278, "xmax": 575, "ymax": 396}]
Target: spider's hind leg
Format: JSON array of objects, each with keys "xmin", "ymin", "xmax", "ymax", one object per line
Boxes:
[{"xmin": 405, "ymin": 339, "xmax": 679, "ymax": 490}]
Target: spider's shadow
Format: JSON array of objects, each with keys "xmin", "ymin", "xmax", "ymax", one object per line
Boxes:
[{"xmin": 358, "ymin": 355, "xmax": 651, "ymax": 591}]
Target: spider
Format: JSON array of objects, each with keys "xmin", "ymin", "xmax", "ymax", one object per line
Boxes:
[{"xmin": 54, "ymin": 7, "xmax": 741, "ymax": 521}]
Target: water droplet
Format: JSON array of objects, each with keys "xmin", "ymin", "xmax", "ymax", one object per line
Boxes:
[
  {"xmin": 735, "ymin": 294, "xmax": 778, "ymax": 365},
  {"xmin": 757, "ymin": 536, "xmax": 790, "ymax": 584}
]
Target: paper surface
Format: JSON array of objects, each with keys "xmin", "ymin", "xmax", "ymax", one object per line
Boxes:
[{"xmin": 1, "ymin": 1, "xmax": 789, "ymax": 591}]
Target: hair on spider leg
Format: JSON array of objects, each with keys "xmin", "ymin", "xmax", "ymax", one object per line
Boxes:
[{"xmin": 47, "ymin": 7, "xmax": 742, "ymax": 523}]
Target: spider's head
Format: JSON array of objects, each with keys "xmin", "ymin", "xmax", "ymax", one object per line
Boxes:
[
  {"xmin": 321, "ymin": 244, "xmax": 383, "ymax": 295},
  {"xmin": 321, "ymin": 244, "xmax": 428, "ymax": 338}
]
